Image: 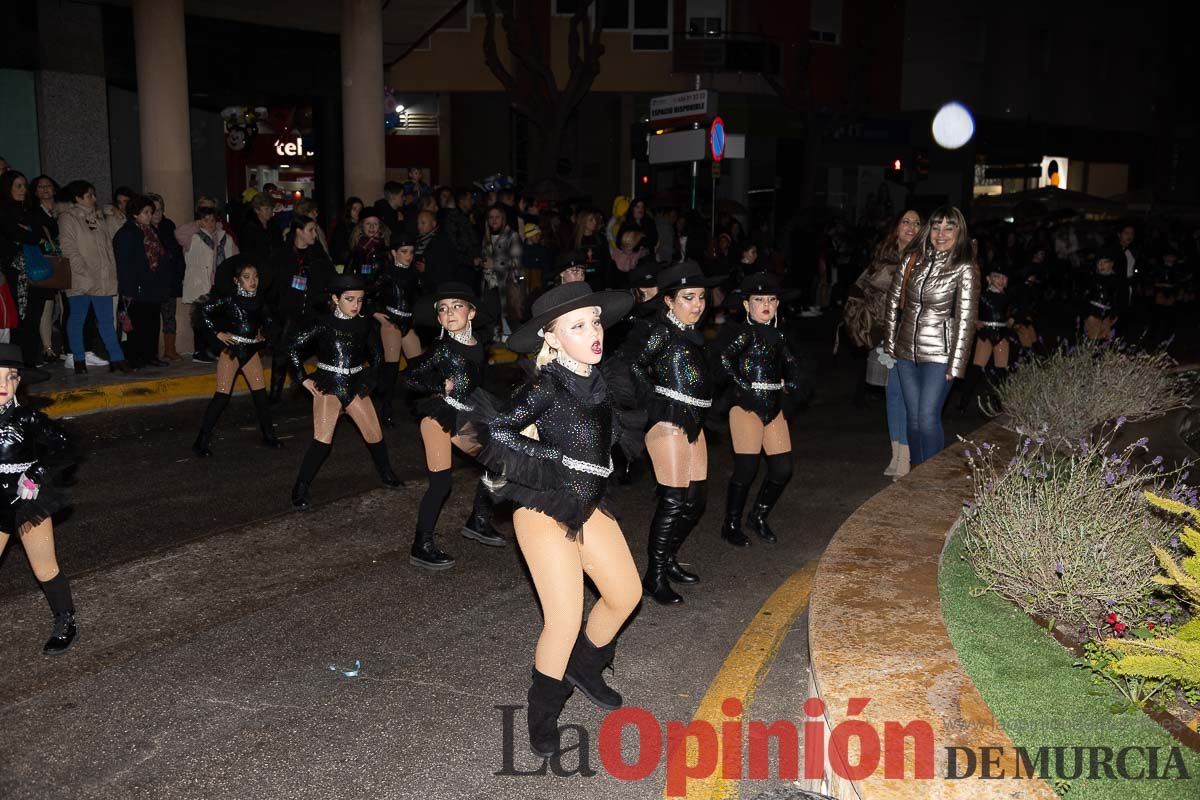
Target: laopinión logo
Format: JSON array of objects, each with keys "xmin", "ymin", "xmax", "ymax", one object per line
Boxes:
[{"xmin": 496, "ymin": 697, "xmax": 1190, "ymax": 796}]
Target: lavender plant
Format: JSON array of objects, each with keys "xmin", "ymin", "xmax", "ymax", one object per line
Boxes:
[
  {"xmin": 959, "ymin": 420, "xmax": 1197, "ymax": 635},
  {"xmin": 983, "ymin": 340, "xmax": 1192, "ymax": 447}
]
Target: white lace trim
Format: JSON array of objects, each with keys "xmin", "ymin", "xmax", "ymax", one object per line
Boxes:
[
  {"xmin": 386, "ymin": 306, "xmax": 413, "ymax": 317},
  {"xmin": 444, "ymin": 396, "xmax": 473, "ymax": 412},
  {"xmin": 0, "ymin": 461, "xmax": 35, "ymax": 474},
  {"xmin": 317, "ymin": 363, "xmax": 363, "ymax": 375},
  {"xmin": 751, "ymin": 380, "xmax": 785, "ymax": 391},
  {"xmin": 562, "ymin": 454, "xmax": 614, "ymax": 477},
  {"xmin": 654, "ymin": 385, "xmax": 712, "ymax": 408}
]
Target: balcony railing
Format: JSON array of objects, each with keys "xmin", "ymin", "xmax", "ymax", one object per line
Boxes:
[{"xmin": 672, "ymin": 30, "xmax": 781, "ymax": 76}]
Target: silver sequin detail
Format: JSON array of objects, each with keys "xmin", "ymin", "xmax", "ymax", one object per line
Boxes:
[
  {"xmin": 654, "ymin": 385, "xmax": 712, "ymax": 407},
  {"xmin": 666, "ymin": 309, "xmax": 693, "ymax": 330},
  {"xmin": 317, "ymin": 363, "xmax": 363, "ymax": 375},
  {"xmin": 444, "ymin": 396, "xmax": 473, "ymax": 412},
  {"xmin": 333, "ymin": 307, "xmax": 355, "ymax": 320},
  {"xmin": 386, "ymin": 306, "xmax": 413, "ymax": 317},
  {"xmin": 236, "ymin": 288, "xmax": 256, "ymax": 298},
  {"xmin": 0, "ymin": 461, "xmax": 35, "ymax": 474},
  {"xmin": 228, "ymin": 334, "xmax": 259, "ymax": 344},
  {"xmin": 979, "ymin": 321, "xmax": 1006, "ymax": 328},
  {"xmin": 751, "ymin": 380, "xmax": 785, "ymax": 391},
  {"xmin": 561, "ymin": 454, "xmax": 614, "ymax": 477},
  {"xmin": 446, "ymin": 322, "xmax": 473, "ymax": 345}
]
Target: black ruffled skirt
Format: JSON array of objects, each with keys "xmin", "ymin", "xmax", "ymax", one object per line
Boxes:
[
  {"xmin": 644, "ymin": 393, "xmax": 707, "ymax": 443},
  {"xmin": 0, "ymin": 479, "xmax": 69, "ymax": 535}
]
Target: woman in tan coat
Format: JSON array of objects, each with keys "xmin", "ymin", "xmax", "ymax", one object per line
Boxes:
[
  {"xmin": 883, "ymin": 206, "xmax": 979, "ymax": 466},
  {"xmin": 57, "ymin": 181, "xmax": 132, "ymax": 374}
]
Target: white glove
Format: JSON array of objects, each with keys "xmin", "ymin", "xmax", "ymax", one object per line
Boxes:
[
  {"xmin": 16, "ymin": 473, "xmax": 40, "ymax": 501},
  {"xmin": 875, "ymin": 347, "xmax": 896, "ymax": 369}
]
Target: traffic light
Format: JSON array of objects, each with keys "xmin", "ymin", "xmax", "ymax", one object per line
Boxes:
[{"xmin": 886, "ymin": 158, "xmax": 904, "ymax": 183}]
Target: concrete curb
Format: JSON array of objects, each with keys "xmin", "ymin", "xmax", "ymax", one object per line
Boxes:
[{"xmin": 41, "ymin": 345, "xmax": 522, "ymax": 417}]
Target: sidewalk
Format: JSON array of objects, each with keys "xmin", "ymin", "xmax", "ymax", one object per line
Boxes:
[{"xmin": 35, "ymin": 346, "xmax": 521, "ymax": 417}]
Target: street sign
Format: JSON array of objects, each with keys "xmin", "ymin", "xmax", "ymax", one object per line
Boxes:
[
  {"xmin": 711, "ymin": 161, "xmax": 722, "ymax": 178},
  {"xmin": 649, "ymin": 90, "xmax": 716, "ymax": 124},
  {"xmin": 648, "ymin": 129, "xmax": 708, "ymax": 164},
  {"xmin": 710, "ymin": 116, "xmax": 725, "ymax": 162}
]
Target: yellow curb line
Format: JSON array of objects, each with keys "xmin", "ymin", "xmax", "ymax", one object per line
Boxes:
[
  {"xmin": 41, "ymin": 345, "xmax": 521, "ymax": 417},
  {"xmin": 669, "ymin": 561, "xmax": 818, "ymax": 800}
]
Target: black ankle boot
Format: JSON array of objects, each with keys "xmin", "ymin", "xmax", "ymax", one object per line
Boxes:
[
  {"xmin": 39, "ymin": 573, "xmax": 77, "ymax": 656},
  {"xmin": 642, "ymin": 485, "xmax": 687, "ymax": 605},
  {"xmin": 366, "ymin": 441, "xmax": 401, "ymax": 488},
  {"xmin": 957, "ymin": 364, "xmax": 983, "ymax": 414},
  {"xmin": 410, "ymin": 529, "xmax": 456, "ymax": 570},
  {"xmin": 462, "ymin": 481, "xmax": 505, "ymax": 547},
  {"xmin": 721, "ymin": 481, "xmax": 752, "ymax": 548},
  {"xmin": 527, "ymin": 668, "xmax": 574, "ymax": 758},
  {"xmin": 564, "ymin": 631, "xmax": 622, "ymax": 710},
  {"xmin": 747, "ymin": 480, "xmax": 787, "ymax": 544},
  {"xmin": 666, "ymin": 480, "xmax": 705, "ymax": 584},
  {"xmin": 292, "ymin": 481, "xmax": 312, "ymax": 512}
]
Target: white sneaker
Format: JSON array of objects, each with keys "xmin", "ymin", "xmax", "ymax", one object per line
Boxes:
[
  {"xmin": 63, "ymin": 354, "xmax": 74, "ymax": 368},
  {"xmin": 85, "ymin": 351, "xmax": 110, "ymax": 366}
]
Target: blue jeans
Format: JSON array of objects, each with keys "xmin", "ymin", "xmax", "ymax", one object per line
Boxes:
[
  {"xmin": 894, "ymin": 359, "xmax": 954, "ymax": 465},
  {"xmin": 885, "ymin": 366, "xmax": 908, "ymax": 446},
  {"xmin": 67, "ymin": 295, "xmax": 125, "ymax": 363}
]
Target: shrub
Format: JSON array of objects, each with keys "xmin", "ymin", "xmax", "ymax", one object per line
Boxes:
[
  {"xmin": 984, "ymin": 340, "xmax": 1192, "ymax": 447},
  {"xmin": 959, "ymin": 422, "xmax": 1193, "ymax": 636},
  {"xmin": 1103, "ymin": 492, "xmax": 1200, "ymax": 688}
]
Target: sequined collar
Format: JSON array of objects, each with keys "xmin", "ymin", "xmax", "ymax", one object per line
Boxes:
[
  {"xmin": 555, "ymin": 351, "xmax": 592, "ymax": 376},
  {"xmin": 445, "ymin": 322, "xmax": 473, "ymax": 345},
  {"xmin": 237, "ymin": 288, "xmax": 256, "ymax": 298},
  {"xmin": 333, "ymin": 307, "xmax": 355, "ymax": 320},
  {"xmin": 748, "ymin": 318, "xmax": 783, "ymax": 344},
  {"xmin": 666, "ymin": 309, "xmax": 693, "ymax": 330}
]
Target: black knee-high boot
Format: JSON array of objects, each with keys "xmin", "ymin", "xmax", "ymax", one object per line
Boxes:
[
  {"xmin": 666, "ymin": 480, "xmax": 704, "ymax": 584},
  {"xmin": 292, "ymin": 440, "xmax": 331, "ymax": 511},
  {"xmin": 39, "ymin": 572, "xmax": 77, "ymax": 656},
  {"xmin": 375, "ymin": 361, "xmax": 401, "ymax": 426},
  {"xmin": 462, "ymin": 480, "xmax": 505, "ymax": 547},
  {"xmin": 411, "ymin": 468, "xmax": 455, "ymax": 569},
  {"xmin": 722, "ymin": 481, "xmax": 752, "ymax": 547},
  {"xmin": 642, "ymin": 484, "xmax": 687, "ymax": 605},
  {"xmin": 366, "ymin": 440, "xmax": 401, "ymax": 487},
  {"xmin": 957, "ymin": 363, "xmax": 984, "ymax": 414},
  {"xmin": 250, "ymin": 389, "xmax": 283, "ymax": 448},
  {"xmin": 747, "ymin": 454, "xmax": 793, "ymax": 544},
  {"xmin": 192, "ymin": 392, "xmax": 231, "ymax": 457}
]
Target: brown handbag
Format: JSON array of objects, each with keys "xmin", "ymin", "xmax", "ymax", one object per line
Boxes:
[{"xmin": 33, "ymin": 240, "xmax": 73, "ymax": 290}]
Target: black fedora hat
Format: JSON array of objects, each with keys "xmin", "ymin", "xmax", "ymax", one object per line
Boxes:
[
  {"xmin": 507, "ymin": 283, "xmax": 633, "ymax": 353},
  {"xmin": 414, "ymin": 282, "xmax": 482, "ymax": 327},
  {"xmin": 657, "ymin": 260, "xmax": 725, "ymax": 293},
  {"xmin": 631, "ymin": 262, "xmax": 660, "ymax": 289},
  {"xmin": 0, "ymin": 344, "xmax": 50, "ymax": 385},
  {"xmin": 736, "ymin": 272, "xmax": 800, "ymax": 300},
  {"xmin": 390, "ymin": 232, "xmax": 416, "ymax": 249}
]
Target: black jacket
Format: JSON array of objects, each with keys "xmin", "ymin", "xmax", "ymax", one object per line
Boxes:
[
  {"xmin": 113, "ymin": 220, "xmax": 175, "ymax": 304},
  {"xmin": 267, "ymin": 244, "xmax": 336, "ymax": 319},
  {"xmin": 420, "ymin": 231, "xmax": 476, "ymax": 293}
]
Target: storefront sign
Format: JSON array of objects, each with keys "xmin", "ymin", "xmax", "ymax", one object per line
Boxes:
[
  {"xmin": 274, "ymin": 136, "xmax": 315, "ymax": 158},
  {"xmin": 650, "ymin": 90, "xmax": 717, "ymax": 123}
]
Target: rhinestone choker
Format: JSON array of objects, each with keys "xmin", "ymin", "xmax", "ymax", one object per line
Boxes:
[
  {"xmin": 445, "ymin": 322, "xmax": 473, "ymax": 345},
  {"xmin": 666, "ymin": 309, "xmax": 693, "ymax": 330},
  {"xmin": 555, "ymin": 351, "xmax": 592, "ymax": 376},
  {"xmin": 237, "ymin": 287, "xmax": 256, "ymax": 298},
  {"xmin": 333, "ymin": 307, "xmax": 354, "ymax": 320}
]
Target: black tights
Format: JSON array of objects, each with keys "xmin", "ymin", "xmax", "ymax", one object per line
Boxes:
[{"xmin": 417, "ymin": 468, "xmax": 453, "ymax": 533}]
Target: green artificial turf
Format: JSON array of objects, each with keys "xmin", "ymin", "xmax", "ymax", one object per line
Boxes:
[{"xmin": 939, "ymin": 531, "xmax": 1200, "ymax": 798}]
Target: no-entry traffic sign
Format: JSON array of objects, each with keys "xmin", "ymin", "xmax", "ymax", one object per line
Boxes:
[{"xmin": 710, "ymin": 116, "xmax": 726, "ymax": 162}]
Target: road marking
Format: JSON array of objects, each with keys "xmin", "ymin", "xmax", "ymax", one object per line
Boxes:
[{"xmin": 667, "ymin": 561, "xmax": 817, "ymax": 800}]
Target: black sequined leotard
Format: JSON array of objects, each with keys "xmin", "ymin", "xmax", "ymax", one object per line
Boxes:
[
  {"xmin": 199, "ymin": 291, "xmax": 272, "ymax": 366},
  {"xmin": 626, "ymin": 312, "xmax": 713, "ymax": 442},
  {"xmin": 402, "ymin": 336, "xmax": 486, "ymax": 434},
  {"xmin": 369, "ymin": 264, "xmax": 420, "ymax": 335},
  {"xmin": 476, "ymin": 361, "xmax": 641, "ymax": 538},
  {"xmin": 975, "ymin": 288, "xmax": 1013, "ymax": 344},
  {"xmin": 718, "ymin": 321, "xmax": 802, "ymax": 424},
  {"xmin": 0, "ymin": 402, "xmax": 73, "ymax": 534},
  {"xmin": 287, "ymin": 313, "xmax": 381, "ymax": 407}
]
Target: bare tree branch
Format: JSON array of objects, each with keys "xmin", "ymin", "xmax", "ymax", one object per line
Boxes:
[
  {"xmin": 498, "ymin": 0, "xmax": 561, "ymax": 105},
  {"xmin": 562, "ymin": 0, "xmax": 605, "ymax": 107},
  {"xmin": 480, "ymin": 0, "xmax": 540, "ymax": 118}
]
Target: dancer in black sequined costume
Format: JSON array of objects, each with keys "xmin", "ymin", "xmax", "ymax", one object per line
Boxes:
[
  {"xmin": 0, "ymin": 345, "xmax": 78, "ymax": 655},
  {"xmin": 367, "ymin": 233, "xmax": 422, "ymax": 427},
  {"xmin": 192, "ymin": 262, "xmax": 282, "ymax": 457},
  {"xmin": 287, "ymin": 275, "xmax": 401, "ymax": 511},
  {"xmin": 620, "ymin": 261, "xmax": 724, "ymax": 606},
  {"xmin": 717, "ymin": 273, "xmax": 803, "ymax": 548},
  {"xmin": 473, "ymin": 282, "xmax": 643, "ymax": 758}
]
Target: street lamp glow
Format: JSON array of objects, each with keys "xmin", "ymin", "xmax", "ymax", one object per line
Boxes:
[
  {"xmin": 932, "ymin": 102, "xmax": 974, "ymax": 150},
  {"xmin": 394, "ymin": 104, "xmax": 405, "ymax": 113}
]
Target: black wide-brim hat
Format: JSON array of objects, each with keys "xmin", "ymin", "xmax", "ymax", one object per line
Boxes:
[
  {"xmin": 0, "ymin": 344, "xmax": 50, "ymax": 384},
  {"xmin": 736, "ymin": 272, "xmax": 801, "ymax": 301},
  {"xmin": 631, "ymin": 262, "xmax": 660, "ymax": 289},
  {"xmin": 507, "ymin": 282, "xmax": 634, "ymax": 353},
  {"xmin": 414, "ymin": 282, "xmax": 482, "ymax": 327},
  {"xmin": 657, "ymin": 260, "xmax": 725, "ymax": 293}
]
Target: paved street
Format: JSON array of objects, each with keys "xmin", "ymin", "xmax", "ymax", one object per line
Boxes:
[{"xmin": 0, "ymin": 328, "xmax": 983, "ymax": 799}]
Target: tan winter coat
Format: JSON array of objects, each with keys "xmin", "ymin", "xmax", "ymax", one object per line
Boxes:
[
  {"xmin": 884, "ymin": 249, "xmax": 980, "ymax": 379},
  {"xmin": 58, "ymin": 203, "xmax": 120, "ymax": 297}
]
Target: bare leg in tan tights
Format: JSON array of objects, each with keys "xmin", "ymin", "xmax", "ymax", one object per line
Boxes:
[
  {"xmin": 194, "ymin": 352, "xmax": 274, "ymax": 457},
  {"xmin": 643, "ymin": 422, "xmax": 708, "ymax": 604},
  {"xmin": 292, "ymin": 392, "xmax": 397, "ymax": 511},
  {"xmin": 1, "ymin": 520, "xmax": 76, "ymax": 653}
]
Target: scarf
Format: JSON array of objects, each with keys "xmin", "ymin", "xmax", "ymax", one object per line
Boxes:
[
  {"xmin": 415, "ymin": 229, "xmax": 435, "ymax": 258},
  {"xmin": 197, "ymin": 229, "xmax": 227, "ymax": 275},
  {"xmin": 138, "ymin": 222, "xmax": 165, "ymax": 272}
]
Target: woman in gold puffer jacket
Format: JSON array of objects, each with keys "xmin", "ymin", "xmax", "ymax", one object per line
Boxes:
[{"xmin": 884, "ymin": 206, "xmax": 979, "ymax": 466}]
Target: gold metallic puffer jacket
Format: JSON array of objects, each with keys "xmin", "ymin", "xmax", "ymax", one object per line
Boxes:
[{"xmin": 883, "ymin": 249, "xmax": 980, "ymax": 378}]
